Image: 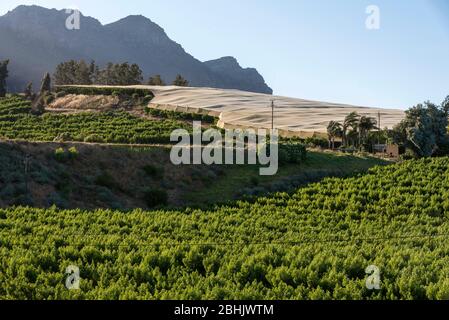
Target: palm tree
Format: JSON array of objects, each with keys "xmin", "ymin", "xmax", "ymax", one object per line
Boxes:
[
  {"xmin": 327, "ymin": 121, "xmax": 343, "ymax": 150},
  {"xmin": 358, "ymin": 116, "xmax": 378, "ymax": 149},
  {"xmin": 342, "ymin": 112, "xmax": 360, "ymax": 147}
]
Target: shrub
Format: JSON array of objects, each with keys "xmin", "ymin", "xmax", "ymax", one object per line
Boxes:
[
  {"xmin": 145, "ymin": 107, "xmax": 218, "ymax": 124},
  {"xmin": 278, "ymin": 143, "xmax": 307, "ymax": 164},
  {"xmin": 68, "ymin": 147, "xmax": 79, "ymax": 159},
  {"xmin": 55, "ymin": 91, "xmax": 66, "ymax": 98},
  {"xmin": 54, "ymin": 148, "xmax": 68, "ymax": 162},
  {"xmin": 84, "ymin": 134, "xmax": 105, "ymax": 143},
  {"xmin": 250, "ymin": 176, "xmax": 260, "ymax": 187},
  {"xmin": 142, "ymin": 164, "xmax": 164, "ymax": 180},
  {"xmin": 143, "ymin": 95, "xmax": 154, "ymax": 104},
  {"xmin": 53, "ymin": 147, "xmax": 78, "ymax": 162},
  {"xmin": 143, "ymin": 188, "xmax": 168, "ymax": 207},
  {"xmin": 401, "ymin": 148, "xmax": 418, "ymax": 160},
  {"xmin": 304, "ymin": 137, "xmax": 328, "ymax": 148},
  {"xmin": 95, "ymin": 172, "xmax": 121, "ymax": 191},
  {"xmin": 55, "ymin": 86, "xmax": 154, "ymax": 99},
  {"xmin": 44, "ymin": 94, "xmax": 55, "ymax": 104}
]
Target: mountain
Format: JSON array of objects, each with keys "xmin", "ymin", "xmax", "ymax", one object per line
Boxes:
[
  {"xmin": 0, "ymin": 5, "xmax": 273, "ymax": 94},
  {"xmin": 204, "ymin": 57, "xmax": 273, "ymax": 95}
]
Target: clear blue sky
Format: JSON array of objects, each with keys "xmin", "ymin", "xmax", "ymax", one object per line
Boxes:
[{"xmin": 1, "ymin": 0, "xmax": 449, "ymax": 109}]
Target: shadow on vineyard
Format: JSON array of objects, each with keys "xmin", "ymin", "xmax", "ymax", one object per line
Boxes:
[
  {"xmin": 1, "ymin": 157, "xmax": 449, "ymax": 299},
  {"xmin": 0, "ymin": 140, "xmax": 387, "ymax": 210}
]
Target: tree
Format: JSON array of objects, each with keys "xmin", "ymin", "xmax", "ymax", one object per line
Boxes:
[
  {"xmin": 54, "ymin": 60, "xmax": 143, "ymax": 86},
  {"xmin": 0, "ymin": 60, "xmax": 9, "ymax": 97},
  {"xmin": 358, "ymin": 116, "xmax": 377, "ymax": 149},
  {"xmin": 54, "ymin": 60, "xmax": 94, "ymax": 85},
  {"xmin": 172, "ymin": 74, "xmax": 189, "ymax": 87},
  {"xmin": 442, "ymin": 95, "xmax": 449, "ymax": 117},
  {"xmin": 24, "ymin": 82, "xmax": 34, "ymax": 100},
  {"xmin": 40, "ymin": 73, "xmax": 52, "ymax": 94},
  {"xmin": 327, "ymin": 121, "xmax": 343, "ymax": 150},
  {"xmin": 342, "ymin": 112, "xmax": 359, "ymax": 147},
  {"xmin": 397, "ymin": 102, "xmax": 448, "ymax": 157},
  {"xmin": 95, "ymin": 62, "xmax": 143, "ymax": 85},
  {"xmin": 148, "ymin": 75, "xmax": 166, "ymax": 86}
]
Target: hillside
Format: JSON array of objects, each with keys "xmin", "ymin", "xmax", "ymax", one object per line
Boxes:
[
  {"xmin": 0, "ymin": 95, "xmax": 389, "ymax": 209},
  {"xmin": 1, "ymin": 157, "xmax": 449, "ymax": 299},
  {"xmin": 0, "ymin": 5, "xmax": 272, "ymax": 94}
]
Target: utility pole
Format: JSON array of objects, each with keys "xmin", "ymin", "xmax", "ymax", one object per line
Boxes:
[{"xmin": 271, "ymin": 99, "xmax": 275, "ymax": 131}]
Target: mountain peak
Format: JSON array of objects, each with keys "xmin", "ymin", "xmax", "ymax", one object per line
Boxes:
[
  {"xmin": 104, "ymin": 14, "xmax": 167, "ymax": 41},
  {"xmin": 0, "ymin": 5, "xmax": 272, "ymax": 94}
]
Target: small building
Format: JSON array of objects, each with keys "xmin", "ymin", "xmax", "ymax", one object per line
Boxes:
[
  {"xmin": 373, "ymin": 144, "xmax": 387, "ymax": 154},
  {"xmin": 373, "ymin": 144, "xmax": 399, "ymax": 158},
  {"xmin": 386, "ymin": 144, "xmax": 399, "ymax": 158}
]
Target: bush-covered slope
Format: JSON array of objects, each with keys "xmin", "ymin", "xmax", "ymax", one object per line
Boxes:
[
  {"xmin": 0, "ymin": 97, "xmax": 189, "ymax": 144},
  {"xmin": 1, "ymin": 158, "xmax": 449, "ymax": 299}
]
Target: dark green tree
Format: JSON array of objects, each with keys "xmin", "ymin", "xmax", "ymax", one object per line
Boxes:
[
  {"xmin": 95, "ymin": 62, "xmax": 143, "ymax": 85},
  {"xmin": 397, "ymin": 102, "xmax": 449, "ymax": 157},
  {"xmin": 148, "ymin": 75, "xmax": 166, "ymax": 86},
  {"xmin": 358, "ymin": 116, "xmax": 377, "ymax": 148},
  {"xmin": 327, "ymin": 121, "xmax": 343, "ymax": 149},
  {"xmin": 0, "ymin": 60, "xmax": 9, "ymax": 97},
  {"xmin": 24, "ymin": 82, "xmax": 34, "ymax": 100},
  {"xmin": 342, "ymin": 112, "xmax": 359, "ymax": 147},
  {"xmin": 40, "ymin": 72, "xmax": 52, "ymax": 94},
  {"xmin": 172, "ymin": 74, "xmax": 189, "ymax": 87},
  {"xmin": 442, "ymin": 95, "xmax": 449, "ymax": 117},
  {"xmin": 54, "ymin": 60, "xmax": 93, "ymax": 85}
]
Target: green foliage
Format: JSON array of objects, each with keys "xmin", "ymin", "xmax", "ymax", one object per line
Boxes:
[
  {"xmin": 54, "ymin": 60, "xmax": 143, "ymax": 86},
  {"xmin": 54, "ymin": 60, "xmax": 94, "ymax": 85},
  {"xmin": 96, "ymin": 62, "xmax": 143, "ymax": 85},
  {"xmin": 390, "ymin": 98, "xmax": 449, "ymax": 157},
  {"xmin": 172, "ymin": 74, "xmax": 189, "ymax": 87},
  {"xmin": 68, "ymin": 147, "xmax": 79, "ymax": 159},
  {"xmin": 399, "ymin": 102, "xmax": 448, "ymax": 157},
  {"xmin": 327, "ymin": 121, "xmax": 343, "ymax": 149},
  {"xmin": 24, "ymin": 82, "xmax": 34, "ymax": 100},
  {"xmin": 0, "ymin": 100, "xmax": 189, "ymax": 144},
  {"xmin": 53, "ymin": 132, "xmax": 73, "ymax": 142},
  {"xmin": 146, "ymin": 107, "xmax": 217, "ymax": 124},
  {"xmin": 278, "ymin": 142, "xmax": 307, "ymax": 164},
  {"xmin": 148, "ymin": 75, "xmax": 166, "ymax": 86},
  {"xmin": 54, "ymin": 147, "xmax": 67, "ymax": 162},
  {"xmin": 0, "ymin": 96, "xmax": 32, "ymax": 117},
  {"xmin": 55, "ymin": 86, "xmax": 154, "ymax": 100},
  {"xmin": 142, "ymin": 188, "xmax": 168, "ymax": 207},
  {"xmin": 84, "ymin": 134, "xmax": 105, "ymax": 143},
  {"xmin": 43, "ymin": 93, "xmax": 55, "ymax": 105},
  {"xmin": 95, "ymin": 172, "xmax": 121, "ymax": 191},
  {"xmin": 142, "ymin": 164, "xmax": 164, "ymax": 180},
  {"xmin": 1, "ymin": 157, "xmax": 449, "ymax": 299},
  {"xmin": 39, "ymin": 73, "xmax": 52, "ymax": 94},
  {"xmin": 304, "ymin": 137, "xmax": 329, "ymax": 148},
  {"xmin": 53, "ymin": 147, "xmax": 79, "ymax": 163}
]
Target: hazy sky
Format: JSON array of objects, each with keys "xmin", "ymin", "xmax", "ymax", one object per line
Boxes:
[{"xmin": 1, "ymin": 0, "xmax": 449, "ymax": 109}]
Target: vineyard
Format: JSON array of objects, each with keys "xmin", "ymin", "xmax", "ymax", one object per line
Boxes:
[
  {"xmin": 0, "ymin": 97, "xmax": 190, "ymax": 144},
  {"xmin": 1, "ymin": 157, "xmax": 449, "ymax": 299}
]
